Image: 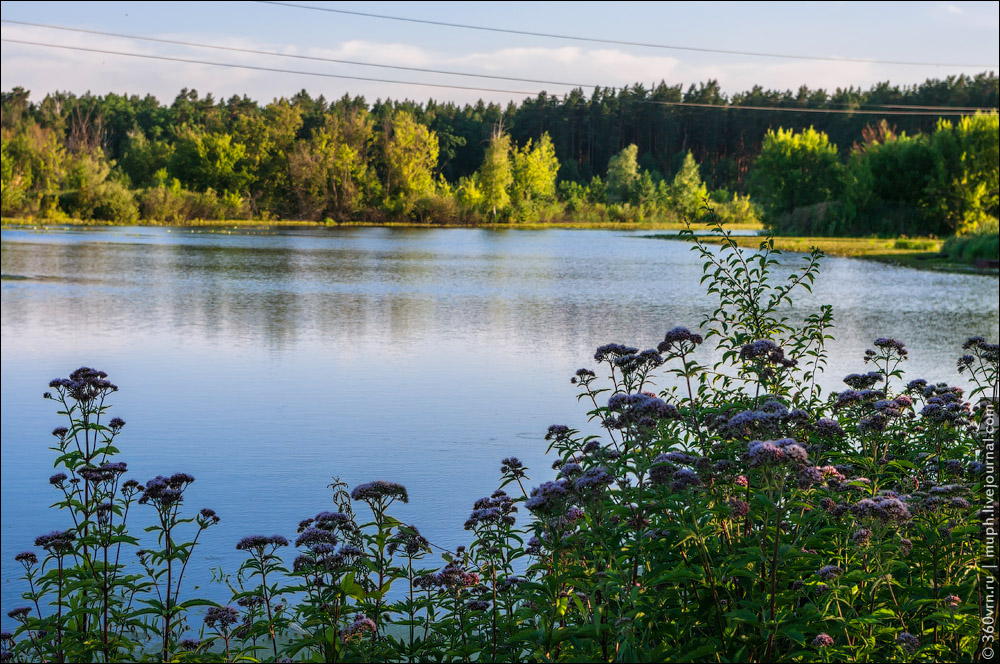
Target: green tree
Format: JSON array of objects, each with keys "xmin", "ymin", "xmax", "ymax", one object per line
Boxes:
[
  {"xmin": 751, "ymin": 127, "xmax": 843, "ymax": 217},
  {"xmin": 477, "ymin": 130, "xmax": 513, "ymax": 220},
  {"xmin": 511, "ymin": 132, "xmax": 559, "ymax": 220},
  {"xmin": 381, "ymin": 110, "xmax": 439, "ymax": 214},
  {"xmin": 665, "ymin": 151, "xmax": 708, "ymax": 218},
  {"xmin": 605, "ymin": 144, "xmax": 639, "ymax": 204}
]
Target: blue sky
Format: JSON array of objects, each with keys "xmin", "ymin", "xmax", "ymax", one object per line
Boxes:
[{"xmin": 1, "ymin": 1, "xmax": 997, "ymax": 106}]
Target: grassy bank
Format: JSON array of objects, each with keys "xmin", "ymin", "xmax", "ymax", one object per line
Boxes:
[
  {"xmin": 1, "ymin": 216, "xmax": 765, "ymax": 232},
  {"xmin": 649, "ymin": 232, "xmax": 999, "ymax": 274}
]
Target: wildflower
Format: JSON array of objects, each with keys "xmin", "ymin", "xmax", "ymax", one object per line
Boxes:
[
  {"xmin": 199, "ymin": 508, "xmax": 221, "ymax": 525},
  {"xmin": 179, "ymin": 639, "xmax": 201, "ymax": 651},
  {"xmin": 236, "ymin": 535, "xmax": 288, "ymax": 551},
  {"xmin": 817, "ymin": 565, "xmax": 843, "ymax": 580},
  {"xmin": 525, "ymin": 480, "xmax": 569, "ymax": 514},
  {"xmin": 570, "ymin": 368, "xmax": 596, "ymax": 385},
  {"xmin": 6, "ymin": 608, "xmax": 30, "ymax": 621},
  {"xmin": 14, "ymin": 551, "xmax": 37, "ymax": 566},
  {"xmin": 594, "ymin": 343, "xmax": 639, "ymax": 363},
  {"xmin": 108, "ymin": 417, "xmax": 125, "ymax": 431},
  {"xmin": 843, "ymin": 372, "xmax": 883, "ymax": 389},
  {"xmin": 350, "ymin": 480, "xmax": 408, "ymax": 504},
  {"xmin": 851, "ymin": 528, "xmax": 872, "ymax": 546},
  {"xmin": 896, "ymin": 632, "xmax": 919, "ymax": 653},
  {"xmin": 729, "ymin": 498, "xmax": 750, "ymax": 518},
  {"xmin": 669, "ymin": 468, "xmax": 702, "ymax": 492},
  {"xmin": 657, "ymin": 326, "xmax": 703, "ymax": 354},
  {"xmin": 344, "ymin": 616, "xmax": 376, "ymax": 638},
  {"xmin": 813, "ymin": 417, "xmax": 845, "ymax": 437},
  {"xmin": 388, "ymin": 525, "xmax": 430, "ymax": 557},
  {"xmin": 812, "ymin": 633, "xmax": 834, "ymax": 648},
  {"xmin": 872, "ymin": 337, "xmax": 908, "ymax": 357},
  {"xmin": 467, "ymin": 600, "xmax": 491, "ymax": 612},
  {"xmin": 606, "ymin": 392, "xmax": 680, "ymax": 429},
  {"xmin": 899, "ymin": 538, "xmax": 913, "ymax": 555},
  {"xmin": 49, "ymin": 472, "xmax": 67, "ymax": 486},
  {"xmin": 204, "ymin": 606, "xmax": 240, "ymax": 630},
  {"xmin": 500, "ymin": 457, "xmax": 526, "ymax": 478},
  {"xmin": 296, "ymin": 527, "xmax": 338, "ymax": 548},
  {"xmin": 545, "ymin": 425, "xmax": 571, "ymax": 441},
  {"xmin": 746, "ymin": 438, "xmax": 807, "ymax": 467},
  {"xmin": 614, "ymin": 349, "xmax": 664, "ymax": 373},
  {"xmin": 734, "ymin": 475, "xmax": 748, "ymax": 487},
  {"xmin": 51, "ymin": 427, "xmax": 68, "ymax": 439},
  {"xmin": 575, "ymin": 466, "xmax": 613, "ymax": 493},
  {"xmin": 465, "ymin": 491, "xmax": 517, "ymax": 530},
  {"xmin": 34, "ymin": 530, "xmax": 75, "ymax": 554}
]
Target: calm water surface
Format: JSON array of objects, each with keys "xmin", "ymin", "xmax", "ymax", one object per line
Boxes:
[{"xmin": 2, "ymin": 226, "xmax": 997, "ymax": 615}]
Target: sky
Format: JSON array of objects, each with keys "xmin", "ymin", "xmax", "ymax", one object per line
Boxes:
[{"xmin": 1, "ymin": 1, "xmax": 998, "ymax": 107}]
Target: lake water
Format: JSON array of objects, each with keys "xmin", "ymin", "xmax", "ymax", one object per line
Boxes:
[{"xmin": 2, "ymin": 225, "xmax": 997, "ymax": 618}]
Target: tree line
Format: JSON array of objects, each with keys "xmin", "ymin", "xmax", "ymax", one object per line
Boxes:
[{"xmin": 0, "ymin": 73, "xmax": 997, "ymax": 230}]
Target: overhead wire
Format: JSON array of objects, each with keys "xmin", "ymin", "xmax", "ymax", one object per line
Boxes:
[
  {"xmin": 0, "ymin": 18, "xmax": 595, "ymax": 89},
  {"xmin": 4, "ymin": 38, "xmax": 997, "ymax": 115},
  {"xmin": 254, "ymin": 0, "xmax": 1000, "ymax": 69},
  {"xmin": 2, "ymin": 20, "xmax": 996, "ymax": 114}
]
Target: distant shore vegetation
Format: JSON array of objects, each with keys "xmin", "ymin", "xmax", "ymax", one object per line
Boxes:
[{"xmin": 1, "ymin": 74, "xmax": 997, "ymax": 263}]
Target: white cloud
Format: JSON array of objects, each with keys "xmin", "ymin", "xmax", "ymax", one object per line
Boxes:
[{"xmin": 0, "ymin": 24, "xmax": 989, "ymax": 107}]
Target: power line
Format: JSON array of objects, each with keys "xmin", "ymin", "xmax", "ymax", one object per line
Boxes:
[
  {"xmin": 4, "ymin": 37, "xmax": 996, "ymax": 117},
  {"xmin": 645, "ymin": 100, "xmax": 996, "ymax": 116},
  {"xmin": 0, "ymin": 18, "xmax": 594, "ymax": 89},
  {"xmin": 3, "ymin": 19, "xmax": 995, "ymax": 113},
  {"xmin": 0, "ymin": 38, "xmax": 541, "ymax": 96},
  {"xmin": 255, "ymin": 0, "xmax": 999, "ymax": 69}
]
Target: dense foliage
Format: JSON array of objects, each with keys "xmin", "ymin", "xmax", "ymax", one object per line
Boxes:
[
  {"xmin": 2, "ymin": 210, "xmax": 997, "ymax": 662},
  {"xmin": 1, "ymin": 73, "xmax": 997, "ymax": 231}
]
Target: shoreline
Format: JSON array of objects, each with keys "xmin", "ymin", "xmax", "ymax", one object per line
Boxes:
[{"xmin": 647, "ymin": 233, "xmax": 998, "ymax": 276}]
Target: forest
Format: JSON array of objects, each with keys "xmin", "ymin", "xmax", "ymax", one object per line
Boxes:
[{"xmin": 0, "ymin": 73, "xmax": 997, "ymax": 237}]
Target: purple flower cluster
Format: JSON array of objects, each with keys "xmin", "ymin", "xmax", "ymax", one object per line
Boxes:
[
  {"xmin": 465, "ymin": 490, "xmax": 517, "ymax": 530},
  {"xmin": 870, "ymin": 337, "xmax": 908, "ymax": 358},
  {"xmin": 812, "ymin": 417, "xmax": 845, "ymax": 438},
  {"xmin": 606, "ymin": 392, "xmax": 680, "ymax": 430},
  {"xmin": 14, "ymin": 551, "xmax": 38, "ymax": 566},
  {"xmin": 46, "ymin": 367, "xmax": 118, "ymax": 404},
  {"xmin": 594, "ymin": 343, "xmax": 639, "ymax": 363},
  {"xmin": 525, "ymin": 480, "xmax": 569, "ymax": 514},
  {"xmin": 718, "ymin": 400, "xmax": 808, "ymax": 440},
  {"xmin": 34, "ymin": 530, "xmax": 75, "ymax": 554},
  {"xmin": 570, "ymin": 368, "xmax": 596, "ymax": 385},
  {"xmin": 833, "ymin": 389, "xmax": 885, "ymax": 409},
  {"xmin": 812, "ymin": 633, "xmax": 834, "ymax": 648},
  {"xmin": 545, "ymin": 425, "xmax": 571, "ymax": 441},
  {"xmin": 500, "ymin": 457, "xmax": 526, "ymax": 479},
  {"xmin": 728, "ymin": 498, "xmax": 750, "ymax": 518},
  {"xmin": 204, "ymin": 605, "xmax": 240, "ymax": 630},
  {"xmin": 843, "ymin": 371, "xmax": 883, "ymax": 389},
  {"xmin": 574, "ymin": 466, "xmax": 613, "ymax": 493},
  {"xmin": 896, "ymin": 632, "xmax": 919, "ymax": 653},
  {"xmin": 739, "ymin": 339, "xmax": 797, "ymax": 368},
  {"xmin": 350, "ymin": 480, "xmax": 408, "ymax": 505},
  {"xmin": 138, "ymin": 473, "xmax": 195, "ymax": 508},
  {"xmin": 613, "ymin": 349, "xmax": 664, "ymax": 374},
  {"xmin": 657, "ymin": 326, "xmax": 704, "ymax": 355},
  {"xmin": 817, "ymin": 565, "xmax": 844, "ymax": 580},
  {"xmin": 388, "ymin": 525, "xmax": 430, "ymax": 557},
  {"xmin": 745, "ymin": 438, "xmax": 808, "ymax": 467},
  {"xmin": 78, "ymin": 461, "xmax": 128, "ymax": 484},
  {"xmin": 236, "ymin": 534, "xmax": 289, "ymax": 552},
  {"xmin": 344, "ymin": 615, "xmax": 376, "ymax": 638}
]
